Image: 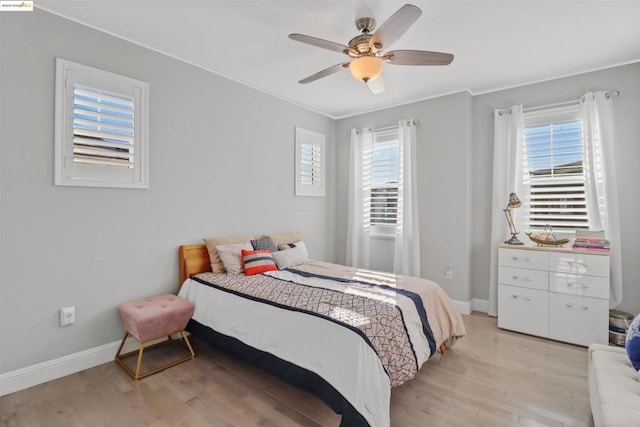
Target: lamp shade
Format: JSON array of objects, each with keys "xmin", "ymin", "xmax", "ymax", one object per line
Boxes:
[
  {"xmin": 508, "ymin": 192, "xmax": 521, "ymax": 209},
  {"xmin": 349, "ymin": 56, "xmax": 383, "ymax": 82}
]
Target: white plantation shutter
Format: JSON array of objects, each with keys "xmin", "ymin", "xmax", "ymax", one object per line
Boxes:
[
  {"xmin": 370, "ymin": 128, "xmax": 400, "ymax": 225},
  {"xmin": 55, "ymin": 59, "xmax": 149, "ymax": 188},
  {"xmin": 73, "ymin": 85, "xmax": 135, "ymax": 168},
  {"xmin": 295, "ymin": 127, "xmax": 325, "ymax": 197},
  {"xmin": 298, "ymin": 141, "xmax": 321, "ymax": 186},
  {"xmin": 524, "ymin": 107, "xmax": 588, "ymax": 231}
]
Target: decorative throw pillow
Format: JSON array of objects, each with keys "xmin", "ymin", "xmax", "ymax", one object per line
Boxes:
[
  {"xmin": 626, "ymin": 313, "xmax": 640, "ymax": 371},
  {"xmin": 251, "ymin": 235, "xmax": 278, "ymax": 252},
  {"xmin": 278, "ymin": 240, "xmax": 307, "ymax": 251},
  {"xmin": 242, "ymin": 249, "xmax": 278, "ymax": 276},
  {"xmin": 268, "ymin": 231, "xmax": 303, "ymax": 248},
  {"xmin": 272, "ymin": 241, "xmax": 309, "ymax": 269},
  {"xmin": 203, "ymin": 235, "xmax": 254, "ymax": 273},
  {"xmin": 215, "ymin": 242, "xmax": 253, "ymax": 275}
]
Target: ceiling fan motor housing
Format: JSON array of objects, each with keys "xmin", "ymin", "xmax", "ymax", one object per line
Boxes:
[
  {"xmin": 349, "ymin": 17, "xmax": 383, "ymax": 56},
  {"xmin": 348, "ymin": 34, "xmax": 375, "ymax": 55},
  {"xmin": 355, "ymin": 17, "xmax": 376, "ymax": 34}
]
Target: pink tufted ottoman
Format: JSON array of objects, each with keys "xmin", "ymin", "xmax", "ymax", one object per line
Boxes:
[{"xmin": 114, "ymin": 294, "xmax": 195, "ymax": 379}]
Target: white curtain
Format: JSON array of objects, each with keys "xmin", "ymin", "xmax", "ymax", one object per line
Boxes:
[
  {"xmin": 580, "ymin": 91, "xmax": 622, "ymax": 307},
  {"xmin": 393, "ymin": 119, "xmax": 421, "ymax": 276},
  {"xmin": 346, "ymin": 128, "xmax": 372, "ymax": 269},
  {"xmin": 488, "ymin": 105, "xmax": 528, "ymax": 316}
]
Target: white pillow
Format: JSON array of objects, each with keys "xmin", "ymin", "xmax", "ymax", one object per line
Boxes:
[
  {"xmin": 215, "ymin": 242, "xmax": 253, "ymax": 275},
  {"xmin": 272, "ymin": 241, "xmax": 309, "ymax": 269}
]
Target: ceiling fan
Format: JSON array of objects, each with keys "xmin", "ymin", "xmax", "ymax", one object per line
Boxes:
[{"xmin": 288, "ymin": 4, "xmax": 454, "ymax": 94}]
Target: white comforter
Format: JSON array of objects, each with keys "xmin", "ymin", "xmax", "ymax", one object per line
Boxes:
[{"xmin": 178, "ymin": 261, "xmax": 465, "ymax": 427}]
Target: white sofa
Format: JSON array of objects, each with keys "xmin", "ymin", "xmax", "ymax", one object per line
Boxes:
[{"xmin": 588, "ymin": 343, "xmax": 640, "ymax": 426}]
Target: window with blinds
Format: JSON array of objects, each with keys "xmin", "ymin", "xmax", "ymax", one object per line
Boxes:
[
  {"xmin": 524, "ymin": 108, "xmax": 588, "ymax": 232},
  {"xmin": 55, "ymin": 58, "xmax": 149, "ymax": 189},
  {"xmin": 73, "ymin": 85, "xmax": 135, "ymax": 168},
  {"xmin": 299, "ymin": 141, "xmax": 321, "ymax": 185},
  {"xmin": 295, "ymin": 127, "xmax": 325, "ymax": 197},
  {"xmin": 370, "ymin": 128, "xmax": 400, "ymax": 225}
]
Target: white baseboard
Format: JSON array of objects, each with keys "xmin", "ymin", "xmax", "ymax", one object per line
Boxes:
[
  {"xmin": 0, "ymin": 340, "xmax": 120, "ymax": 397},
  {"xmin": 452, "ymin": 298, "xmax": 489, "ymax": 315},
  {"xmin": 471, "ymin": 298, "xmax": 489, "ymax": 313},
  {"xmin": 0, "ymin": 336, "xmax": 155, "ymax": 397},
  {"xmin": 452, "ymin": 299, "xmax": 471, "ymax": 315}
]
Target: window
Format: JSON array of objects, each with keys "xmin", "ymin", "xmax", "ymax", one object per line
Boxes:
[
  {"xmin": 370, "ymin": 128, "xmax": 400, "ymax": 227},
  {"xmin": 523, "ymin": 106, "xmax": 588, "ymax": 232},
  {"xmin": 55, "ymin": 58, "xmax": 149, "ymax": 188},
  {"xmin": 295, "ymin": 127, "xmax": 325, "ymax": 197}
]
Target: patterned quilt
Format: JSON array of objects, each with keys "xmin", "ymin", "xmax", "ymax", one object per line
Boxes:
[{"xmin": 192, "ymin": 268, "xmax": 434, "ymax": 387}]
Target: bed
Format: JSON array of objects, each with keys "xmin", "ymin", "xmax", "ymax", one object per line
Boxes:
[{"xmin": 177, "ymin": 235, "xmax": 465, "ymax": 427}]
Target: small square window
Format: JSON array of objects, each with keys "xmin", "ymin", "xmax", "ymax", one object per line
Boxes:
[{"xmin": 54, "ymin": 58, "xmax": 149, "ymax": 189}]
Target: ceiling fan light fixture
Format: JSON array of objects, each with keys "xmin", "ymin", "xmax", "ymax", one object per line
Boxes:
[
  {"xmin": 349, "ymin": 56, "xmax": 383, "ymax": 83},
  {"xmin": 290, "ymin": 4, "xmax": 452, "ymax": 90}
]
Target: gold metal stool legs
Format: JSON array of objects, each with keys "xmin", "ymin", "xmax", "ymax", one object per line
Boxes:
[{"xmin": 114, "ymin": 330, "xmax": 195, "ymax": 380}]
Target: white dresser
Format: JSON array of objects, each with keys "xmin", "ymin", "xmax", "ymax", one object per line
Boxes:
[{"xmin": 497, "ymin": 244, "xmax": 610, "ymax": 346}]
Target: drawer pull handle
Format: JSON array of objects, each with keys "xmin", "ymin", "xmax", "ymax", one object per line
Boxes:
[
  {"xmin": 525, "ymin": 258, "xmax": 532, "ymax": 262},
  {"xmin": 567, "ymin": 261, "xmax": 589, "ymax": 268},
  {"xmin": 511, "ymin": 294, "xmax": 532, "ymax": 301},
  {"xmin": 566, "ymin": 302, "xmax": 589, "ymax": 310},
  {"xmin": 512, "ymin": 275, "xmax": 532, "ymax": 282},
  {"xmin": 567, "ymin": 283, "xmax": 589, "ymax": 289}
]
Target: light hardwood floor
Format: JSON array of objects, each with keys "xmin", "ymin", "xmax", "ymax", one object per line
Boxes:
[{"xmin": 0, "ymin": 313, "xmax": 594, "ymax": 426}]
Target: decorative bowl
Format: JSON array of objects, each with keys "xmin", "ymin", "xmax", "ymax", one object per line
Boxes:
[{"xmin": 526, "ymin": 232, "xmax": 569, "ymax": 247}]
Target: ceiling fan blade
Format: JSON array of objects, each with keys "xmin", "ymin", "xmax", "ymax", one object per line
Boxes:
[
  {"xmin": 385, "ymin": 50, "xmax": 454, "ymax": 66},
  {"xmin": 367, "ymin": 74, "xmax": 385, "ymax": 94},
  {"xmin": 299, "ymin": 62, "xmax": 349, "ymax": 84},
  {"xmin": 289, "ymin": 33, "xmax": 349, "ymax": 55},
  {"xmin": 370, "ymin": 4, "xmax": 422, "ymax": 50}
]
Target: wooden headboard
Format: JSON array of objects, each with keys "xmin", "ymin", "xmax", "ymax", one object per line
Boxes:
[{"xmin": 178, "ymin": 244, "xmax": 211, "ymax": 287}]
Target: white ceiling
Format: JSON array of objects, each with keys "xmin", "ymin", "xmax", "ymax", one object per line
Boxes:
[{"xmin": 37, "ymin": 0, "xmax": 640, "ymax": 119}]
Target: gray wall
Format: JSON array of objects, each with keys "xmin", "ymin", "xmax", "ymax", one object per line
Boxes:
[
  {"xmin": 1, "ymin": 9, "xmax": 638, "ymax": 378},
  {"xmin": 0, "ymin": 10, "xmax": 336, "ymax": 373},
  {"xmin": 471, "ymin": 63, "xmax": 640, "ymax": 316},
  {"xmin": 336, "ymin": 92, "xmax": 474, "ymax": 302},
  {"xmin": 335, "ymin": 63, "xmax": 639, "ymax": 316}
]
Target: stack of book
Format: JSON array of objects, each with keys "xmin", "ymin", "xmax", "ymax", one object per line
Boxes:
[{"xmin": 572, "ymin": 230, "xmax": 610, "ymax": 252}]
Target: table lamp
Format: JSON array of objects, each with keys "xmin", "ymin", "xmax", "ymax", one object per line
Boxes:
[{"xmin": 503, "ymin": 192, "xmax": 524, "ymax": 245}]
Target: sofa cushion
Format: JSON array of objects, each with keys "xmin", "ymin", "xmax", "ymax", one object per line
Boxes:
[{"xmin": 588, "ymin": 343, "xmax": 640, "ymax": 427}]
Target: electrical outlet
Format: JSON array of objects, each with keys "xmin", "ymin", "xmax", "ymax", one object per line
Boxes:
[
  {"xmin": 60, "ymin": 306, "xmax": 75, "ymax": 326},
  {"xmin": 445, "ymin": 267, "xmax": 453, "ymax": 280}
]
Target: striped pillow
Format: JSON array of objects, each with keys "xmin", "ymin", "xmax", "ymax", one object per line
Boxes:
[{"xmin": 242, "ymin": 249, "xmax": 278, "ymax": 276}]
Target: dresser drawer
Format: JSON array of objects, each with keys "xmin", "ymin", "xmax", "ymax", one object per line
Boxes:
[
  {"xmin": 498, "ymin": 285, "xmax": 548, "ymax": 337},
  {"xmin": 549, "ymin": 252, "xmax": 609, "ymax": 277},
  {"xmin": 499, "ymin": 248, "xmax": 549, "ymax": 271},
  {"xmin": 548, "ymin": 293, "xmax": 608, "ymax": 346},
  {"xmin": 549, "ymin": 273, "xmax": 609, "ymax": 299},
  {"xmin": 498, "ymin": 266, "xmax": 548, "ymax": 291}
]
